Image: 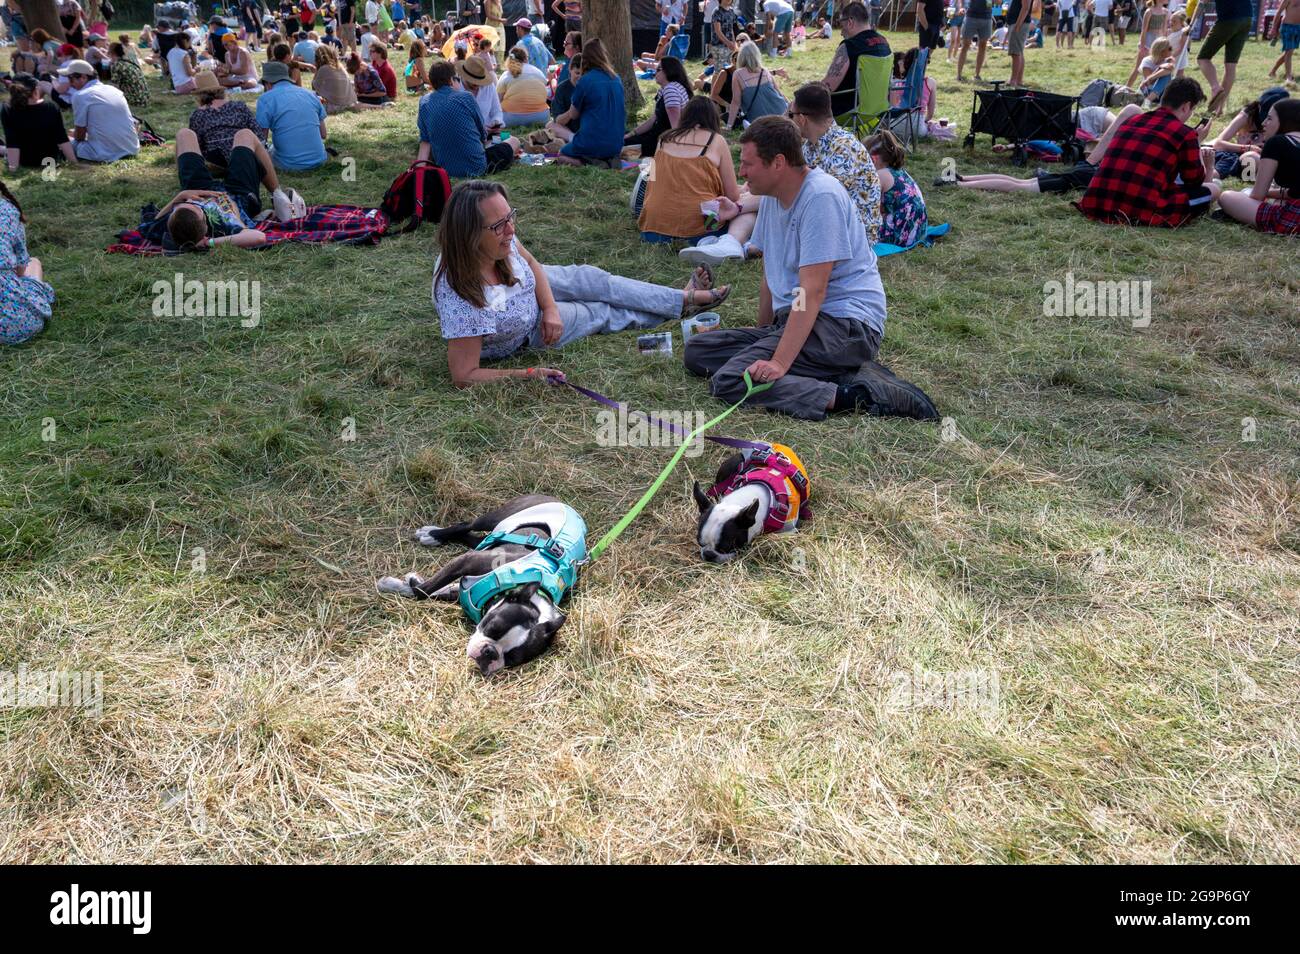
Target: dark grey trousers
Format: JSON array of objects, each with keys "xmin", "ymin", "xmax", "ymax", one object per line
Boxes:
[{"xmin": 683, "ymin": 310, "xmax": 881, "ymax": 421}]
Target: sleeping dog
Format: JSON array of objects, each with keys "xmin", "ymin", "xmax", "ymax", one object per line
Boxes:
[
  {"xmin": 694, "ymin": 443, "xmax": 811, "ymax": 563},
  {"xmin": 377, "ymin": 494, "xmax": 587, "ymax": 677}
]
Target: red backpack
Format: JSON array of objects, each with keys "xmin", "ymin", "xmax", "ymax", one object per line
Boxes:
[{"xmin": 381, "ymin": 160, "xmax": 452, "ymax": 234}]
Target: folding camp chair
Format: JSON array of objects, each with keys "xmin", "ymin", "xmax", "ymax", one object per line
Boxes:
[
  {"xmin": 841, "ymin": 53, "xmax": 892, "ymax": 140},
  {"xmin": 879, "ymin": 47, "xmax": 930, "ymax": 152},
  {"xmin": 667, "ymin": 32, "xmax": 690, "ymax": 60}
]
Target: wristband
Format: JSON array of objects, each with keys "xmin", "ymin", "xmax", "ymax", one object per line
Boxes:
[{"xmin": 208, "ymin": 238, "xmax": 216, "ymax": 248}]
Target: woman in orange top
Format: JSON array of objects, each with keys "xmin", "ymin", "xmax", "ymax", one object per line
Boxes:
[{"xmin": 638, "ymin": 96, "xmax": 742, "ymax": 243}]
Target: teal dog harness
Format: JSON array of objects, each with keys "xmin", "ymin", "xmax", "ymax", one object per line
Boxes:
[{"xmin": 458, "ymin": 503, "xmax": 588, "ymax": 623}]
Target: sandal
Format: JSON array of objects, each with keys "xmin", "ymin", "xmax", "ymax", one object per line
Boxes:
[{"xmin": 681, "ymin": 284, "xmax": 731, "ymax": 320}]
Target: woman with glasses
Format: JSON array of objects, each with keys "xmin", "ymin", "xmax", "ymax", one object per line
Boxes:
[
  {"xmin": 557, "ymin": 31, "xmax": 581, "ymax": 83},
  {"xmin": 434, "ymin": 181, "xmax": 731, "ymax": 387}
]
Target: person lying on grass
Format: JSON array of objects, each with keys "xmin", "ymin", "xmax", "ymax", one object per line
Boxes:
[
  {"xmin": 1218, "ymin": 98, "xmax": 1300, "ymax": 235},
  {"xmin": 934, "ymin": 103, "xmax": 1141, "ymax": 196},
  {"xmin": 433, "ymin": 180, "xmax": 730, "ymax": 388},
  {"xmin": 141, "ymin": 127, "xmax": 301, "ymax": 253}
]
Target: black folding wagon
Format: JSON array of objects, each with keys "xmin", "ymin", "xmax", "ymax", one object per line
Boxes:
[{"xmin": 963, "ymin": 83, "xmax": 1086, "ymax": 167}]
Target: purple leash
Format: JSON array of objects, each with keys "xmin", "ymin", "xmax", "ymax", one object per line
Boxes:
[{"xmin": 555, "ymin": 379, "xmax": 770, "ymax": 451}]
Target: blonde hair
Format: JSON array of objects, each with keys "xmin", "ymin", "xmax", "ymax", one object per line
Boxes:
[
  {"xmin": 315, "ymin": 43, "xmax": 339, "ymax": 69},
  {"xmin": 736, "ymin": 40, "xmax": 762, "ymax": 72},
  {"xmin": 1149, "ymin": 36, "xmax": 1172, "ymax": 60}
]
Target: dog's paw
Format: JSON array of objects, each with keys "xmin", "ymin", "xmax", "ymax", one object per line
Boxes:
[
  {"xmin": 413, "ymin": 525, "xmax": 444, "ymax": 547},
  {"xmin": 376, "ymin": 575, "xmax": 418, "ymax": 598}
]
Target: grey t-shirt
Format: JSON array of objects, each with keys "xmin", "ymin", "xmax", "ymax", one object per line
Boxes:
[{"xmin": 749, "ymin": 167, "xmax": 887, "ymax": 338}]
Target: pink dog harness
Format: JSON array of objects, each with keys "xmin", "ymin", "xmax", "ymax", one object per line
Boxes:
[{"xmin": 707, "ymin": 443, "xmax": 812, "ymax": 534}]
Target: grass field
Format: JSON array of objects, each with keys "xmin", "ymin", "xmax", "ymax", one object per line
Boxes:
[{"xmin": 1, "ymin": 28, "xmax": 1297, "ymax": 864}]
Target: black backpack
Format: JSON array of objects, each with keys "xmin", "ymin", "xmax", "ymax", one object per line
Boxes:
[{"xmin": 380, "ymin": 160, "xmax": 452, "ymax": 234}]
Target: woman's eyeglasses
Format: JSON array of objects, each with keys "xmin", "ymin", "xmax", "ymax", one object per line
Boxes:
[{"xmin": 484, "ymin": 208, "xmax": 517, "ymax": 236}]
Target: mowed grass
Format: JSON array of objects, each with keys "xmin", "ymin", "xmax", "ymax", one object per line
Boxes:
[{"xmin": 1, "ymin": 30, "xmax": 1297, "ymax": 863}]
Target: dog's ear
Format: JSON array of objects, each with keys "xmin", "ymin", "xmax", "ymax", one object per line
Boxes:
[
  {"xmin": 506, "ymin": 610, "xmax": 566, "ymax": 668},
  {"xmin": 511, "ymin": 581, "xmax": 541, "ymax": 601},
  {"xmin": 533, "ymin": 611, "xmax": 565, "ymax": 647},
  {"xmin": 735, "ymin": 499, "xmax": 761, "ymax": 529},
  {"xmin": 693, "ymin": 480, "xmax": 713, "ymax": 513}
]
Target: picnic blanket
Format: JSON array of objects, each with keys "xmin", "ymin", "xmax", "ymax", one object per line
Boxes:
[
  {"xmin": 107, "ymin": 205, "xmax": 390, "ymax": 255},
  {"xmin": 875, "ymin": 223, "xmax": 950, "ymax": 258}
]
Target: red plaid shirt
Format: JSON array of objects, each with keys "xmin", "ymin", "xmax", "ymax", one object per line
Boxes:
[{"xmin": 1077, "ymin": 107, "xmax": 1207, "ymax": 227}]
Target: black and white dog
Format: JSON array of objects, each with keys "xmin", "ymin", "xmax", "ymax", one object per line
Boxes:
[
  {"xmin": 694, "ymin": 444, "xmax": 812, "ymax": 563},
  {"xmin": 377, "ymin": 495, "xmax": 583, "ymax": 677}
]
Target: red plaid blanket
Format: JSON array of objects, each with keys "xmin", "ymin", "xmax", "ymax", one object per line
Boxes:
[{"xmin": 107, "ymin": 205, "xmax": 390, "ymax": 255}]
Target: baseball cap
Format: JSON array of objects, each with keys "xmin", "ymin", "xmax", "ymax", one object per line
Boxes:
[
  {"xmin": 57, "ymin": 59, "xmax": 97, "ymax": 77},
  {"xmin": 514, "ymin": 17, "xmax": 533, "ymax": 29}
]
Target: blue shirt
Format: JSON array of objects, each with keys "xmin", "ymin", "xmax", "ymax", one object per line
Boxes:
[
  {"xmin": 418, "ymin": 86, "xmax": 488, "ymax": 177},
  {"xmin": 749, "ymin": 169, "xmax": 887, "ymax": 338},
  {"xmin": 562, "ymin": 69, "xmax": 624, "ymax": 161},
  {"xmin": 293, "ymin": 39, "xmax": 319, "ymax": 63},
  {"xmin": 255, "ymin": 81, "xmax": 327, "ymax": 170},
  {"xmin": 518, "ymin": 33, "xmax": 552, "ymax": 72}
]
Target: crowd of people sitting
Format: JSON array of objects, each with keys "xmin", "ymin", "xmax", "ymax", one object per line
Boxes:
[{"xmin": 0, "ymin": 0, "xmax": 1295, "ymax": 416}]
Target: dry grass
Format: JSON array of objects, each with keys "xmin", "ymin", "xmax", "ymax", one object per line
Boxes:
[{"xmin": 0, "ymin": 27, "xmax": 1298, "ymax": 863}]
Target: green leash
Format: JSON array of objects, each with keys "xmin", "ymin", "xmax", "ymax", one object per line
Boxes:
[{"xmin": 584, "ymin": 371, "xmax": 772, "ymax": 563}]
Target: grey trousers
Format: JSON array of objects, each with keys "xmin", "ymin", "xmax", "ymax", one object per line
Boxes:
[
  {"xmin": 527, "ymin": 264, "xmax": 681, "ymax": 349},
  {"xmin": 683, "ymin": 310, "xmax": 881, "ymax": 421}
]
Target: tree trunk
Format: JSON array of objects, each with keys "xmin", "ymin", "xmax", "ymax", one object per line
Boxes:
[
  {"xmin": 14, "ymin": 0, "xmax": 65, "ymax": 41},
  {"xmin": 583, "ymin": 0, "xmax": 644, "ymax": 112}
]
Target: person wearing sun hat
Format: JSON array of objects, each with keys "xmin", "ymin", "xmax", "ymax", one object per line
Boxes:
[
  {"xmin": 457, "ymin": 54, "xmax": 504, "ymax": 135},
  {"xmin": 417, "ymin": 58, "xmax": 518, "ymax": 176},
  {"xmin": 255, "ymin": 59, "xmax": 329, "ymax": 170},
  {"xmin": 59, "ymin": 58, "xmax": 140, "ymax": 162}
]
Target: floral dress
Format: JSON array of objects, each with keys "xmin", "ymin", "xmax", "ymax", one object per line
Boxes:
[
  {"xmin": 187, "ymin": 100, "xmax": 266, "ymax": 165},
  {"xmin": 110, "ymin": 58, "xmax": 151, "ymax": 110},
  {"xmin": 879, "ymin": 168, "xmax": 928, "ymax": 248},
  {"xmin": 1, "ymin": 199, "xmax": 54, "ymax": 345}
]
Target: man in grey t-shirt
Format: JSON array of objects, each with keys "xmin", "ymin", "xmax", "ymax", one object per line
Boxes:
[{"xmin": 684, "ymin": 116, "xmax": 890, "ymax": 421}]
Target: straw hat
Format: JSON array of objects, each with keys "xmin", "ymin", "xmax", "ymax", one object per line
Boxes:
[
  {"xmin": 455, "ymin": 56, "xmax": 493, "ymax": 88},
  {"xmin": 191, "ymin": 69, "xmax": 222, "ymax": 94}
]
